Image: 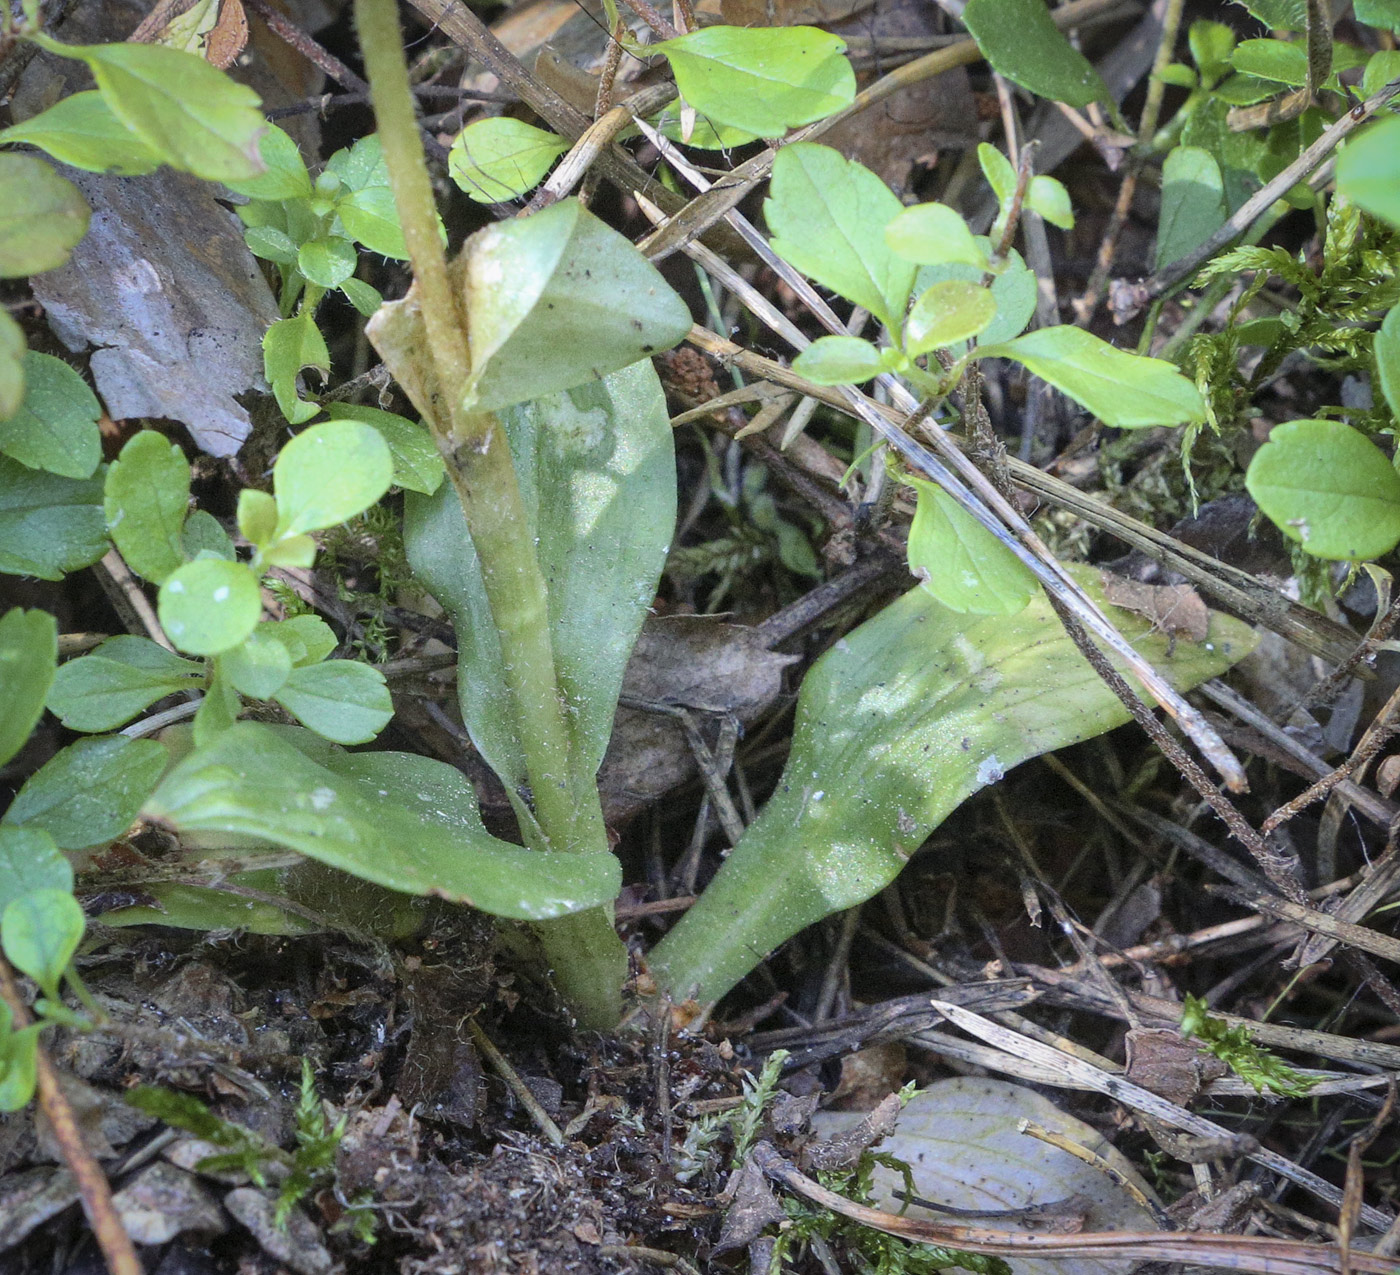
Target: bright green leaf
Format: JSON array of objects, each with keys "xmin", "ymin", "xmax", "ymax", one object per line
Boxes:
[
  {"xmin": 0, "ymin": 90, "xmax": 163, "ymax": 176},
  {"xmin": 323, "ymin": 402, "xmax": 444, "ymax": 495},
  {"xmin": 0, "ymin": 608, "xmax": 56, "ymax": 768},
  {"xmin": 978, "ymin": 143, "xmax": 1018, "ymax": 205},
  {"xmin": 766, "ymin": 142, "xmax": 914, "ymax": 331},
  {"xmin": 0, "ymin": 826, "xmax": 71, "ymax": 917},
  {"xmin": 272, "ymin": 660, "xmax": 392, "ymax": 744},
  {"xmin": 1026, "ymin": 175, "xmax": 1073, "ymax": 229},
  {"xmin": 884, "ymin": 203, "xmax": 987, "ymax": 269},
  {"xmin": 0, "ymin": 312, "xmax": 23, "ymax": 421},
  {"xmin": 792, "ymin": 336, "xmax": 886, "ymax": 385},
  {"xmin": 1156, "ymin": 145, "xmax": 1227, "ymax": 270},
  {"xmin": 2, "ymin": 734, "xmax": 166, "ymax": 850},
  {"xmin": 1357, "ymin": 0, "xmax": 1400, "ymax": 31},
  {"xmin": 220, "ymin": 122, "xmax": 311, "ymax": 200},
  {"xmin": 0, "ymin": 1012, "xmax": 40, "ymax": 1111},
  {"xmin": 448, "ymin": 117, "xmax": 569, "ymax": 203},
  {"xmin": 143, "ymin": 722, "xmax": 621, "ymax": 920},
  {"xmin": 39, "ymin": 38, "xmax": 265, "ymax": 183},
  {"xmin": 159, "ymin": 559, "xmax": 262, "ymax": 656},
  {"xmin": 263, "ymin": 616, "xmax": 336, "ymax": 668},
  {"xmin": 648, "ymin": 569, "xmax": 1254, "ymax": 1003},
  {"xmin": 0, "ymin": 353, "xmax": 101, "ymax": 478},
  {"xmin": 904, "ymin": 281, "xmax": 997, "ymax": 355},
  {"xmin": 1231, "ymin": 38, "xmax": 1309, "ymax": 86},
  {"xmin": 193, "ymin": 665, "xmax": 241, "ymax": 744},
  {"xmin": 0, "ymin": 154, "xmax": 90, "ymax": 278},
  {"xmin": 0, "ymin": 457, "xmax": 107, "ymax": 581},
  {"xmin": 405, "ymin": 360, "xmax": 675, "ymax": 793},
  {"xmin": 906, "ymin": 478, "xmax": 1036, "ymax": 614},
  {"xmin": 1189, "ymin": 20, "xmax": 1237, "ymax": 83},
  {"xmin": 1377, "ymin": 304, "xmax": 1400, "ymax": 422},
  {"xmin": 298, "ymin": 236, "xmax": 357, "ymax": 289},
  {"xmin": 324, "ymin": 134, "xmax": 388, "ymax": 192},
  {"xmin": 220, "ymin": 628, "xmax": 293, "ymax": 700},
  {"xmin": 272, "ymin": 419, "xmax": 393, "ymax": 538},
  {"xmin": 1236, "ymin": 0, "xmax": 1306, "ymax": 29},
  {"xmin": 335, "ymin": 186, "xmax": 407, "ymax": 260},
  {"xmin": 1246, "ymin": 418, "xmax": 1400, "ymax": 559},
  {"xmin": 244, "ymin": 224, "xmax": 297, "ymax": 265},
  {"xmin": 182, "ymin": 509, "xmax": 234, "ymax": 561},
  {"xmin": 263, "ymin": 312, "xmax": 329, "ymax": 425},
  {"xmin": 654, "ymin": 25, "xmax": 855, "ymax": 137},
  {"xmin": 260, "ymin": 533, "xmax": 315, "ymax": 568},
  {"xmin": 1338, "ymin": 117, "xmax": 1400, "ymax": 229},
  {"xmin": 2, "ymin": 888, "xmax": 84, "ymax": 997},
  {"xmin": 237, "ymin": 489, "xmax": 278, "ymax": 547},
  {"xmin": 962, "ymin": 0, "xmax": 1110, "ymax": 107},
  {"xmin": 48, "ymin": 635, "xmax": 202, "ymax": 733},
  {"xmin": 649, "ymin": 102, "xmax": 758, "ymax": 151},
  {"xmin": 1362, "ymin": 50, "xmax": 1400, "ymax": 98},
  {"xmin": 980, "ymin": 326, "xmax": 1206, "ymax": 427},
  {"xmin": 338, "ymin": 277, "xmax": 382, "ymax": 317},
  {"xmin": 455, "ymin": 198, "xmax": 692, "ymax": 413},
  {"xmin": 104, "ymin": 430, "xmax": 191, "ymax": 584}
]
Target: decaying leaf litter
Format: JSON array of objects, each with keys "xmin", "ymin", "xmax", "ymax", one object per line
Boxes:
[{"xmin": 4, "ymin": 0, "xmax": 1400, "ymax": 1271}]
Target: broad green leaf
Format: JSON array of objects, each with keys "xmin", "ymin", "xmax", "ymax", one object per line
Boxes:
[
  {"xmin": 962, "ymin": 0, "xmax": 1110, "ymax": 107},
  {"xmin": 0, "ymin": 827, "xmax": 71, "ymax": 918},
  {"xmin": 1231, "ymin": 38, "xmax": 1308, "ymax": 86},
  {"xmin": 1236, "ymin": 0, "xmax": 1306, "ymax": 28},
  {"xmin": 193, "ymin": 665, "xmax": 241, "ymax": 744},
  {"xmin": 458, "ymin": 198, "xmax": 691, "ymax": 412},
  {"xmin": 324, "ymin": 133, "xmax": 389, "ymax": 192},
  {"xmin": 323, "ymin": 403, "xmax": 444, "ymax": 495},
  {"xmin": 104, "ymin": 430, "xmax": 191, "ymax": 584},
  {"xmin": 907, "ymin": 479, "xmax": 1036, "ymax": 614},
  {"xmin": 0, "ymin": 353, "xmax": 101, "ymax": 478},
  {"xmin": 792, "ymin": 336, "xmax": 886, "ymax": 385},
  {"xmin": 220, "ymin": 123, "xmax": 311, "ymax": 201},
  {"xmin": 243, "ymin": 224, "xmax": 297, "ymax": 265},
  {"xmin": 143, "ymin": 722, "xmax": 621, "ymax": 920},
  {"xmin": 884, "ymin": 203, "xmax": 987, "ymax": 269},
  {"xmin": 0, "ymin": 608, "xmax": 56, "ymax": 768},
  {"xmin": 0, "ymin": 154, "xmax": 90, "ymax": 278},
  {"xmin": 1338, "ymin": 118, "xmax": 1400, "ymax": 229},
  {"xmin": 0, "ymin": 456, "xmax": 107, "ymax": 581},
  {"xmin": 2, "ymin": 889, "xmax": 84, "ymax": 997},
  {"xmin": 0, "ymin": 91, "xmax": 162, "ymax": 175},
  {"xmin": 979, "ymin": 326, "xmax": 1206, "ymax": 427},
  {"xmin": 1189, "ymin": 20, "xmax": 1236, "ymax": 83},
  {"xmin": 40, "ymin": 38, "xmax": 265, "ymax": 183},
  {"xmin": 297, "ymin": 237, "xmax": 357, "ymax": 289},
  {"xmin": 978, "ymin": 143, "xmax": 1018, "ymax": 205},
  {"xmin": 911, "ymin": 251, "xmax": 1038, "ymax": 347},
  {"xmin": 649, "ymin": 103, "xmax": 758, "ymax": 151},
  {"xmin": 1246, "ymin": 418, "xmax": 1400, "ymax": 560},
  {"xmin": 0, "ymin": 1012, "xmax": 39, "ymax": 1112},
  {"xmin": 220, "ymin": 628, "xmax": 293, "ymax": 700},
  {"xmin": 338, "ymin": 277, "xmax": 383, "ymax": 317},
  {"xmin": 3, "ymin": 734, "xmax": 166, "ymax": 850},
  {"xmin": 182, "ymin": 509, "xmax": 234, "ymax": 561},
  {"xmin": 448, "ymin": 118, "xmax": 569, "ymax": 203},
  {"xmin": 272, "ymin": 660, "xmax": 392, "ymax": 744},
  {"xmin": 1362, "ymin": 50, "xmax": 1400, "ymax": 98},
  {"xmin": 904, "ymin": 281, "xmax": 997, "ymax": 355},
  {"xmin": 1377, "ymin": 304, "xmax": 1400, "ymax": 422},
  {"xmin": 1358, "ymin": 0, "xmax": 1400, "ymax": 31},
  {"xmin": 653, "ymin": 26, "xmax": 855, "ymax": 137},
  {"xmin": 647, "ymin": 570, "xmax": 1255, "ymax": 1003},
  {"xmin": 1156, "ymin": 146, "xmax": 1227, "ymax": 270},
  {"xmin": 262, "ymin": 615, "xmax": 337, "ymax": 667},
  {"xmin": 48, "ymin": 635, "xmax": 203, "ymax": 733},
  {"xmin": 263, "ymin": 312, "xmax": 329, "ymax": 425},
  {"xmin": 272, "ymin": 419, "xmax": 393, "ymax": 538},
  {"xmin": 405, "ymin": 360, "xmax": 675, "ymax": 792},
  {"xmin": 335, "ymin": 186, "xmax": 408, "ymax": 260},
  {"xmin": 1026, "ymin": 175, "xmax": 1073, "ymax": 229},
  {"xmin": 237, "ymin": 489, "xmax": 278, "ymax": 547},
  {"xmin": 766, "ymin": 143, "xmax": 914, "ymax": 331},
  {"xmin": 159, "ymin": 559, "xmax": 261, "ymax": 656},
  {"xmin": 0, "ymin": 312, "xmax": 23, "ymax": 421}
]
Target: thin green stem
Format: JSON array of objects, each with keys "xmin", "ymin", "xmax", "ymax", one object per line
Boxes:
[{"xmin": 354, "ymin": 0, "xmax": 622, "ymax": 1026}]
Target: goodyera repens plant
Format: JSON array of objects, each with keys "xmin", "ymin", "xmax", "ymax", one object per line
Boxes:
[{"xmin": 1, "ymin": 0, "xmax": 1396, "ymax": 1067}]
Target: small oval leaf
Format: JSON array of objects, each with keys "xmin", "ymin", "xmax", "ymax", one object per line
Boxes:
[{"xmin": 159, "ymin": 559, "xmax": 262, "ymax": 655}]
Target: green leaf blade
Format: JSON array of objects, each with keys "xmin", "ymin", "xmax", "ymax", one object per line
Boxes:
[
  {"xmin": 1338, "ymin": 117, "xmax": 1400, "ymax": 229},
  {"xmin": 765, "ymin": 142, "xmax": 914, "ymax": 331},
  {"xmin": 0, "ymin": 353, "xmax": 101, "ymax": 478},
  {"xmin": 3, "ymin": 889, "xmax": 84, "ymax": 997},
  {"xmin": 1246, "ymin": 418, "xmax": 1400, "ymax": 560},
  {"xmin": 272, "ymin": 661, "xmax": 392, "ymax": 745},
  {"xmin": 906, "ymin": 480, "xmax": 1036, "ymax": 614},
  {"xmin": 158, "ymin": 559, "xmax": 262, "ymax": 656},
  {"xmin": 962, "ymin": 0, "xmax": 1111, "ymax": 107},
  {"xmin": 904, "ymin": 281, "xmax": 997, "ymax": 354},
  {"xmin": 0, "ymin": 608, "xmax": 57, "ymax": 768},
  {"xmin": 0, "ymin": 154, "xmax": 91, "ymax": 278},
  {"xmin": 272, "ymin": 420, "xmax": 393, "ymax": 538},
  {"xmin": 0, "ymin": 91, "xmax": 163, "ymax": 176},
  {"xmin": 982, "ymin": 326, "xmax": 1206, "ymax": 427},
  {"xmin": 655, "ymin": 26, "xmax": 855, "ymax": 137},
  {"xmin": 104, "ymin": 430, "xmax": 192, "ymax": 584},
  {"xmin": 792, "ymin": 336, "xmax": 886, "ymax": 385},
  {"xmin": 0, "ymin": 457, "xmax": 107, "ymax": 581},
  {"xmin": 448, "ymin": 118, "xmax": 569, "ymax": 203},
  {"xmin": 143, "ymin": 723, "xmax": 621, "ymax": 920},
  {"xmin": 48, "ymin": 635, "xmax": 203, "ymax": 733}
]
